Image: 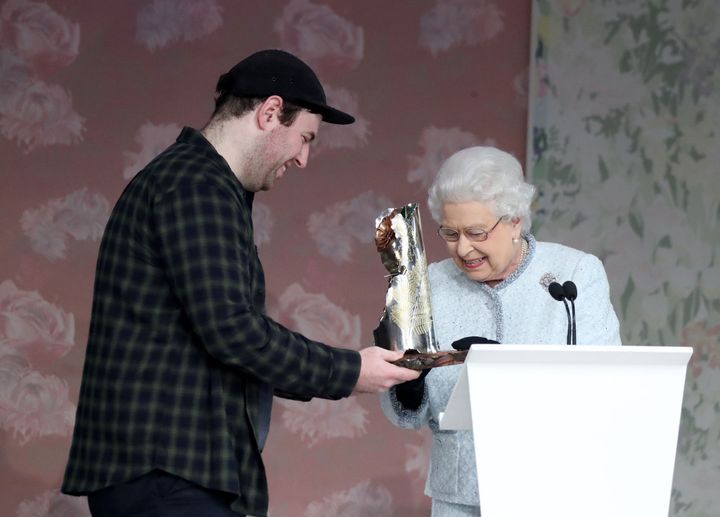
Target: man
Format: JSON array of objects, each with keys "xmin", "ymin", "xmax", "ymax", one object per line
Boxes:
[{"xmin": 62, "ymin": 49, "xmax": 419, "ymax": 517}]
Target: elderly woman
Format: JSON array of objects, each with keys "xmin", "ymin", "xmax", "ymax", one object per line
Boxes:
[{"xmin": 380, "ymin": 146, "xmax": 621, "ymax": 516}]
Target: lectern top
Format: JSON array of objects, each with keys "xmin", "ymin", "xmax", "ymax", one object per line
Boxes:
[{"xmin": 464, "ymin": 344, "xmax": 692, "ymax": 366}]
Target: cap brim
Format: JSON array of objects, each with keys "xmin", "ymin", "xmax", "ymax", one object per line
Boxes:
[
  {"xmin": 318, "ymin": 105, "xmax": 355, "ymax": 125},
  {"xmin": 296, "ymin": 100, "xmax": 355, "ymax": 125}
]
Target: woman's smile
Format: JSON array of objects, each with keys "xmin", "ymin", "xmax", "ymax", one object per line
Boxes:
[{"xmin": 462, "ymin": 256, "xmax": 487, "ymax": 269}]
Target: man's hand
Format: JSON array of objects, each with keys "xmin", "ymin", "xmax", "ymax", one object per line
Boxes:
[{"xmin": 353, "ymin": 347, "xmax": 421, "ymax": 393}]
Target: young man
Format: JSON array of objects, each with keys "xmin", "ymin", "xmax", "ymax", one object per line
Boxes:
[{"xmin": 62, "ymin": 49, "xmax": 418, "ymax": 517}]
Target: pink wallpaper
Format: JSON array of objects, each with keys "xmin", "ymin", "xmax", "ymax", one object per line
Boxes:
[{"xmin": 0, "ymin": 0, "xmax": 529, "ymax": 515}]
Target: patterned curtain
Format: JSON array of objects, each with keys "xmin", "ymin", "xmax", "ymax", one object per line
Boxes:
[
  {"xmin": 0, "ymin": 1, "xmax": 531, "ymax": 515},
  {"xmin": 528, "ymin": 1, "xmax": 720, "ymax": 515}
]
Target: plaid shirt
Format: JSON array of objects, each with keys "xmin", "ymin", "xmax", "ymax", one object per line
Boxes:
[{"xmin": 62, "ymin": 127, "xmax": 361, "ymax": 516}]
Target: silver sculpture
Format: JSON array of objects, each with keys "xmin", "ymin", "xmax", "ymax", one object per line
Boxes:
[{"xmin": 373, "ymin": 203, "xmax": 466, "ymax": 370}]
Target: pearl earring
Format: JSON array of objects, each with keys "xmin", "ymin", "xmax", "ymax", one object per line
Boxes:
[{"xmin": 512, "ymin": 237, "xmax": 520, "ymax": 244}]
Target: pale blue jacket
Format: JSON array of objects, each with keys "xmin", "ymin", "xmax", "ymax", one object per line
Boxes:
[{"xmin": 380, "ymin": 235, "xmax": 622, "ymax": 507}]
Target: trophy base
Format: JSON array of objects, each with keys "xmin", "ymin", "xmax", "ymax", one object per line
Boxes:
[{"xmin": 391, "ymin": 350, "xmax": 468, "ymax": 370}]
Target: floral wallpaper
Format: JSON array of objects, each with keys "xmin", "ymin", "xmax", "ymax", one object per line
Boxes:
[
  {"xmin": 0, "ymin": 0, "xmax": 530, "ymax": 515},
  {"xmin": 529, "ymin": 0, "xmax": 720, "ymax": 515}
]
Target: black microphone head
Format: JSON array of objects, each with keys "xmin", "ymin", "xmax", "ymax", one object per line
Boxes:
[
  {"xmin": 548, "ymin": 282, "xmax": 565, "ymax": 301},
  {"xmin": 563, "ymin": 281, "xmax": 577, "ymax": 301}
]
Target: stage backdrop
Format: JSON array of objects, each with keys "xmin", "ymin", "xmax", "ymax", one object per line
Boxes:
[
  {"xmin": 528, "ymin": 1, "xmax": 720, "ymax": 516},
  {"xmin": 0, "ymin": 1, "xmax": 531, "ymax": 515}
]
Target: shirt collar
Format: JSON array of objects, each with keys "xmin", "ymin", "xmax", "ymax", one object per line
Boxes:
[{"xmin": 177, "ymin": 127, "xmax": 254, "ymax": 205}]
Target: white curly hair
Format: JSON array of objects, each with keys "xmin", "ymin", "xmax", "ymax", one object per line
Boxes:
[{"xmin": 427, "ymin": 146, "xmax": 536, "ymax": 232}]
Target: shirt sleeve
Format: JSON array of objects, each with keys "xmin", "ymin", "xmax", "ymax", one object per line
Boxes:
[
  {"xmin": 153, "ymin": 179, "xmax": 360, "ymax": 399},
  {"xmin": 572, "ymin": 253, "xmax": 622, "ymax": 346},
  {"xmin": 379, "ymin": 388, "xmax": 430, "ymax": 430}
]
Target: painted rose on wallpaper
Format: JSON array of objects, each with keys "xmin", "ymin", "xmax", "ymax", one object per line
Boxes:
[
  {"xmin": 0, "ymin": 369, "xmax": 76, "ymax": 445},
  {"xmin": 0, "ymin": 48, "xmax": 33, "ymax": 109},
  {"xmin": 274, "ymin": 283, "xmax": 361, "ymax": 348},
  {"xmin": 122, "ymin": 121, "xmax": 182, "ymax": 179},
  {"xmin": 275, "ymin": 0, "xmax": 363, "ymax": 70},
  {"xmin": 16, "ymin": 489, "xmax": 90, "ymax": 517},
  {"xmin": 0, "ymin": 345, "xmax": 29, "ymax": 387},
  {"xmin": 52, "ymin": 189, "xmax": 109, "ymax": 242},
  {"xmin": 312, "ymin": 85, "xmax": 369, "ymax": 154},
  {"xmin": 276, "ymin": 396, "xmax": 368, "ymax": 447},
  {"xmin": 0, "ymin": 79, "xmax": 84, "ymax": 151},
  {"xmin": 419, "ymin": 0, "xmax": 504, "ymax": 55},
  {"xmin": 19, "ymin": 205, "xmax": 67, "ymax": 261},
  {"xmin": 307, "ymin": 191, "xmax": 393, "ymax": 263},
  {"xmin": 0, "ymin": 280, "xmax": 74, "ymax": 359},
  {"xmin": 0, "ymin": 0, "xmax": 79, "ymax": 66},
  {"xmin": 0, "ymin": 1, "xmax": 83, "ymax": 152},
  {"xmin": 21, "ymin": 188, "xmax": 109, "ymax": 261},
  {"xmin": 136, "ymin": 0, "xmax": 222, "ymax": 52},
  {"xmin": 305, "ymin": 480, "xmax": 394, "ymax": 517},
  {"xmin": 407, "ymin": 125, "xmax": 489, "ymax": 188}
]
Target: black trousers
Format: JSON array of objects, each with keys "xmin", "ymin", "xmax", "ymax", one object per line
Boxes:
[{"xmin": 87, "ymin": 470, "xmax": 243, "ymax": 517}]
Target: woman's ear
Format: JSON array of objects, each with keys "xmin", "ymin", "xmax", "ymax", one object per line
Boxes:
[{"xmin": 511, "ymin": 216, "xmax": 524, "ymax": 239}]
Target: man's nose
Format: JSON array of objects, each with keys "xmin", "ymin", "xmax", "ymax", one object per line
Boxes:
[{"xmin": 294, "ymin": 144, "xmax": 310, "ymax": 168}]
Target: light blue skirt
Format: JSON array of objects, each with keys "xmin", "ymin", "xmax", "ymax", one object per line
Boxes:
[{"xmin": 431, "ymin": 498, "xmax": 481, "ymax": 516}]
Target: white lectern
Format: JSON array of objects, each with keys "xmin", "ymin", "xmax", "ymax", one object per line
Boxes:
[{"xmin": 439, "ymin": 345, "xmax": 692, "ymax": 517}]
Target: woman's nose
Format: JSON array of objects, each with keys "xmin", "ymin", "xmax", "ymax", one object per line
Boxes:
[{"xmin": 456, "ymin": 233, "xmax": 475, "ymax": 256}]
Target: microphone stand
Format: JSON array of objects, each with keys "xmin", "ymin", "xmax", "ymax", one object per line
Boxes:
[
  {"xmin": 563, "ymin": 281, "xmax": 578, "ymax": 345},
  {"xmin": 549, "ymin": 282, "xmax": 572, "ymax": 345}
]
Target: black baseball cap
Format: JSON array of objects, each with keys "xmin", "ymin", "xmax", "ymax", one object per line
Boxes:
[{"xmin": 216, "ymin": 49, "xmax": 355, "ymax": 125}]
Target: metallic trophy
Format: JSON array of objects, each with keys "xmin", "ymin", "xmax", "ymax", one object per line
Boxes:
[{"xmin": 373, "ymin": 203, "xmax": 467, "ymax": 370}]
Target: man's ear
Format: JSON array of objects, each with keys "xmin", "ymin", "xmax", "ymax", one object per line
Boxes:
[{"xmin": 257, "ymin": 95, "xmax": 283, "ymax": 130}]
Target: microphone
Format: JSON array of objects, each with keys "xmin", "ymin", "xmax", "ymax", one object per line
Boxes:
[
  {"xmin": 563, "ymin": 281, "xmax": 577, "ymax": 345},
  {"xmin": 548, "ymin": 282, "xmax": 572, "ymax": 345}
]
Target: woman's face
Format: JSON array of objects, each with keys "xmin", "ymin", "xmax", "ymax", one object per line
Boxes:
[{"xmin": 440, "ymin": 201, "xmax": 523, "ymax": 283}]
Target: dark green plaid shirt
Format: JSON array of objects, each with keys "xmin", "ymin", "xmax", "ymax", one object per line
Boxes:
[{"xmin": 62, "ymin": 127, "xmax": 361, "ymax": 516}]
